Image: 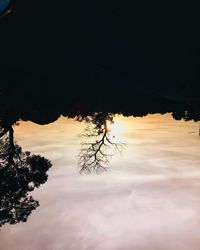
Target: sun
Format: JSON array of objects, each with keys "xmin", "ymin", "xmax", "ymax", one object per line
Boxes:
[{"xmin": 108, "ymin": 119, "xmax": 126, "ymax": 134}]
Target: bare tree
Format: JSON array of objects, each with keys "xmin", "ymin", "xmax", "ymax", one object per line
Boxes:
[{"xmin": 77, "ymin": 113, "xmax": 124, "ymax": 174}]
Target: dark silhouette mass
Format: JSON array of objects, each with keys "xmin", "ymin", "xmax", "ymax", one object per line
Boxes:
[
  {"xmin": 0, "ymin": 124, "xmax": 52, "ymax": 228},
  {"xmin": 0, "ymin": 0, "xmax": 200, "ymax": 125}
]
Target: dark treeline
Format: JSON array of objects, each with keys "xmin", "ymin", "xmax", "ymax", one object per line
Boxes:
[
  {"xmin": 1, "ymin": 0, "xmax": 200, "ymax": 127},
  {"xmin": 0, "ymin": 76, "xmax": 200, "ymax": 126}
]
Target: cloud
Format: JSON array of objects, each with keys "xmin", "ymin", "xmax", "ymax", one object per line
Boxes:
[
  {"xmin": 1, "ymin": 114, "xmax": 200, "ymax": 250},
  {"xmin": 1, "ymin": 174, "xmax": 200, "ymax": 250}
]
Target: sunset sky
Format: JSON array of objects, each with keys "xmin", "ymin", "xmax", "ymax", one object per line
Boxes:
[{"xmin": 1, "ymin": 114, "xmax": 200, "ymax": 250}]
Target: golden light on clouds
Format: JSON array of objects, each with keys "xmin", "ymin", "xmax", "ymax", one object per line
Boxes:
[
  {"xmin": 109, "ymin": 119, "xmax": 126, "ymax": 134},
  {"xmin": 2, "ymin": 113, "xmax": 200, "ymax": 250}
]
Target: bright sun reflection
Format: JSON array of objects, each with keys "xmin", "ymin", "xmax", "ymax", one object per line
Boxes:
[
  {"xmin": 109, "ymin": 116, "xmax": 127, "ymax": 135},
  {"xmin": 109, "ymin": 122, "xmax": 125, "ymax": 133}
]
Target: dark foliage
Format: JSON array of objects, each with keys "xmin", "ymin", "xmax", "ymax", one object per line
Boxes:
[
  {"xmin": 0, "ymin": 127, "xmax": 52, "ymax": 228},
  {"xmin": 0, "ymin": 1, "xmax": 200, "ymax": 125}
]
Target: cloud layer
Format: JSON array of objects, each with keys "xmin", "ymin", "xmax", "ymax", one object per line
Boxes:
[{"xmin": 1, "ymin": 114, "xmax": 200, "ymax": 250}]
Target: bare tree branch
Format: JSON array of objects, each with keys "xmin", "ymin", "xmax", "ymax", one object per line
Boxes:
[{"xmin": 78, "ymin": 116, "xmax": 124, "ymax": 174}]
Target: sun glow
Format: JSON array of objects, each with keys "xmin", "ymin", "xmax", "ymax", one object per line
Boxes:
[
  {"xmin": 108, "ymin": 116, "xmax": 127, "ymax": 135},
  {"xmin": 109, "ymin": 122, "xmax": 125, "ymax": 134}
]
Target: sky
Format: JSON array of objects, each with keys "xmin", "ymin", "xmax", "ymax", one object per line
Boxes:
[{"xmin": 1, "ymin": 114, "xmax": 200, "ymax": 250}]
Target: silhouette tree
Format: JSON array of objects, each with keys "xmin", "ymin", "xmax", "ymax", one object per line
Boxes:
[
  {"xmin": 77, "ymin": 112, "xmax": 123, "ymax": 174},
  {"xmin": 0, "ymin": 124, "xmax": 52, "ymax": 228}
]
